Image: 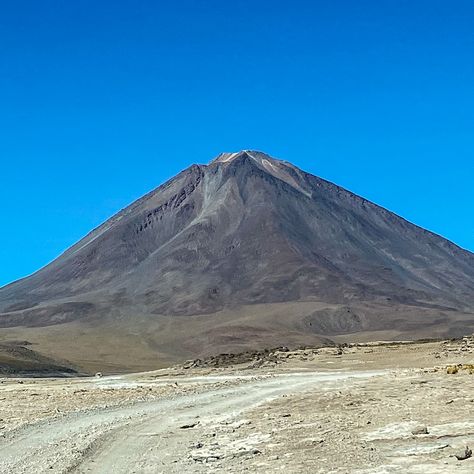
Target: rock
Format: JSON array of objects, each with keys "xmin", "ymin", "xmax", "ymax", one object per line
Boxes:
[
  {"xmin": 303, "ymin": 437, "xmax": 324, "ymax": 445},
  {"xmin": 232, "ymin": 448, "xmax": 261, "ymax": 458},
  {"xmin": 227, "ymin": 419, "xmax": 252, "ymax": 429},
  {"xmin": 180, "ymin": 421, "xmax": 199, "ymax": 429},
  {"xmin": 411, "ymin": 426, "xmax": 429, "ymax": 435},
  {"xmin": 192, "ymin": 454, "xmax": 221, "ymax": 463},
  {"xmin": 455, "ymin": 446, "xmax": 472, "ymax": 461}
]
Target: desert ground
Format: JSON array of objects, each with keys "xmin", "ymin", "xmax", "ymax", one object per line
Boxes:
[{"xmin": 2, "ymin": 338, "xmax": 474, "ymax": 473}]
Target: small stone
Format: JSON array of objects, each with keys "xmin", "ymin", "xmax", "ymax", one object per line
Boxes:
[
  {"xmin": 455, "ymin": 446, "xmax": 472, "ymax": 461},
  {"xmin": 180, "ymin": 421, "xmax": 199, "ymax": 429},
  {"xmin": 412, "ymin": 426, "xmax": 429, "ymax": 435}
]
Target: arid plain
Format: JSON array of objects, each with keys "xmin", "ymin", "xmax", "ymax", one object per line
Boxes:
[{"xmin": 2, "ymin": 337, "xmax": 474, "ymax": 473}]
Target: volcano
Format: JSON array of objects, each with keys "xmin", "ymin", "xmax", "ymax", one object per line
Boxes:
[{"xmin": 1, "ymin": 151, "xmax": 473, "ymax": 372}]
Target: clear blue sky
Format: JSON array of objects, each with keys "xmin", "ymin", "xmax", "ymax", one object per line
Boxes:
[{"xmin": 1, "ymin": 1, "xmax": 473, "ymax": 287}]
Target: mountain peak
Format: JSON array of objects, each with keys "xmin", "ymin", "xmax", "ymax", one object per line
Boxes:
[
  {"xmin": 211, "ymin": 150, "xmax": 277, "ymax": 165},
  {"xmin": 210, "ymin": 150, "xmax": 311, "ymax": 197}
]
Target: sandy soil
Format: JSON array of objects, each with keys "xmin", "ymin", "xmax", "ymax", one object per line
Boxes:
[{"xmin": 2, "ymin": 337, "xmax": 474, "ymax": 473}]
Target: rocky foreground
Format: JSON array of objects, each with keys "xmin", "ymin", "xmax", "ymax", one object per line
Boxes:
[{"xmin": 2, "ymin": 337, "xmax": 474, "ymax": 472}]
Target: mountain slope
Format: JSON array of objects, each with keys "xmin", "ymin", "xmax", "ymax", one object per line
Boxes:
[{"xmin": 1, "ymin": 151, "xmax": 473, "ymax": 372}]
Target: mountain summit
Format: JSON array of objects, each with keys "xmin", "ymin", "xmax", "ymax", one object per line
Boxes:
[{"xmin": 1, "ymin": 151, "xmax": 473, "ymax": 371}]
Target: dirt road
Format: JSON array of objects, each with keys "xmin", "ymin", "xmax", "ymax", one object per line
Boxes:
[{"xmin": 0, "ymin": 371, "xmax": 382, "ymax": 473}]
